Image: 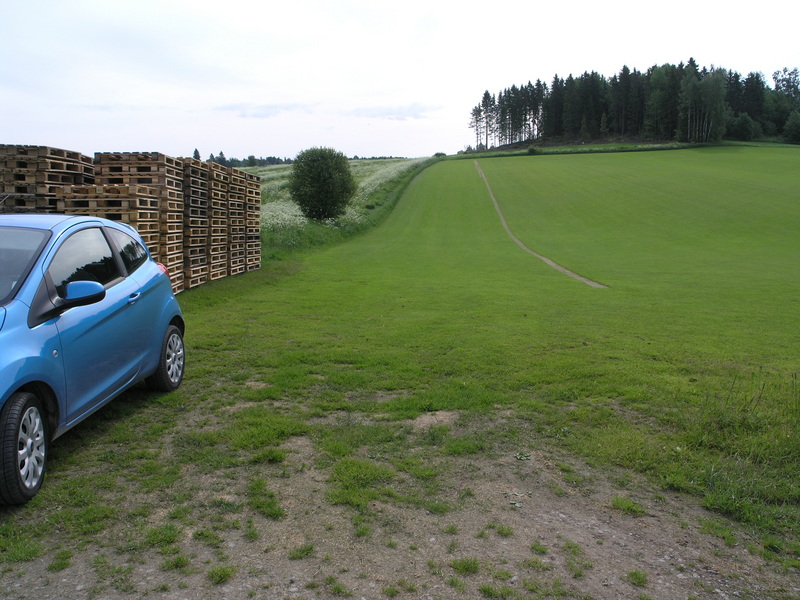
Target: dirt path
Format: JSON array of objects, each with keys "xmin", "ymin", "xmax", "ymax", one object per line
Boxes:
[{"xmin": 474, "ymin": 160, "xmax": 607, "ymax": 289}]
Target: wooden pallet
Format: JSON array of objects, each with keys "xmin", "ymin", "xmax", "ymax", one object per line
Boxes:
[
  {"xmin": 94, "ymin": 151, "xmax": 183, "ymax": 169},
  {"xmin": 56, "ymin": 197, "xmax": 160, "ymax": 211}
]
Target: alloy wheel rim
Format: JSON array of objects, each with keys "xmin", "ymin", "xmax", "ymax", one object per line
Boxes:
[
  {"xmin": 165, "ymin": 333, "xmax": 185, "ymax": 384},
  {"xmin": 18, "ymin": 406, "xmax": 46, "ymax": 489}
]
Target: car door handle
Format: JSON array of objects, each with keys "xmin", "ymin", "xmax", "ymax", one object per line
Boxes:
[{"xmin": 127, "ymin": 292, "xmax": 142, "ymax": 304}]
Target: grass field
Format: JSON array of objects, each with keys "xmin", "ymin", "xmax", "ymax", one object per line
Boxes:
[
  {"xmin": 187, "ymin": 146, "xmax": 799, "ymax": 534},
  {"xmin": 473, "ymin": 147, "xmax": 800, "ymax": 531},
  {"xmin": 1, "ymin": 146, "xmax": 798, "ymax": 595}
]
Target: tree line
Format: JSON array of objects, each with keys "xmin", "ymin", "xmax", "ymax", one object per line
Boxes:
[
  {"xmin": 468, "ymin": 60, "xmax": 800, "ymax": 149},
  {"xmin": 193, "ymin": 149, "xmax": 293, "ymax": 167}
]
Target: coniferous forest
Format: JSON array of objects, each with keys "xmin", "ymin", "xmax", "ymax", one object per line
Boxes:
[{"xmin": 468, "ymin": 59, "xmax": 800, "ymax": 149}]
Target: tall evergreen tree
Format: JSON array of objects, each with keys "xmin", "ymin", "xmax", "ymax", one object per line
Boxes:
[
  {"xmin": 562, "ymin": 75, "xmax": 580, "ymax": 138},
  {"xmin": 469, "ymin": 105, "xmax": 484, "ymax": 149},
  {"xmin": 773, "ymin": 68, "xmax": 800, "ymax": 107},
  {"xmin": 645, "ymin": 64, "xmax": 681, "ymax": 139},
  {"xmin": 480, "ymin": 91, "xmax": 496, "ymax": 148},
  {"xmin": 543, "ymin": 75, "xmax": 565, "ymax": 138},
  {"xmin": 742, "ymin": 72, "xmax": 767, "ymax": 123}
]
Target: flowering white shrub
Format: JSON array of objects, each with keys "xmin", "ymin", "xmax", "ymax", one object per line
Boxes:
[{"xmin": 261, "ymin": 200, "xmax": 307, "ymax": 230}]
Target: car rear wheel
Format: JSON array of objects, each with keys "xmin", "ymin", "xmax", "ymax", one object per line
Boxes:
[
  {"xmin": 0, "ymin": 392, "xmax": 47, "ymax": 505},
  {"xmin": 146, "ymin": 324, "xmax": 185, "ymax": 392}
]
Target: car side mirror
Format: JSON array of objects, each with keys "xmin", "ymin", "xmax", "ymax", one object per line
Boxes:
[
  {"xmin": 62, "ymin": 280, "xmax": 106, "ymax": 307},
  {"xmin": 28, "ymin": 279, "xmax": 106, "ymax": 328}
]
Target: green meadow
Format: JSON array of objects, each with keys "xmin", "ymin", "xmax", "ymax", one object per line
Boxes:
[
  {"xmin": 2, "ymin": 146, "xmax": 798, "ymax": 587},
  {"xmin": 181, "ymin": 145, "xmax": 799, "ymax": 534}
]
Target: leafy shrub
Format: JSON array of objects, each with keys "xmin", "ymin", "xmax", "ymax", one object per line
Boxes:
[
  {"xmin": 289, "ymin": 147, "xmax": 356, "ymax": 220},
  {"xmin": 784, "ymin": 110, "xmax": 800, "ymax": 144}
]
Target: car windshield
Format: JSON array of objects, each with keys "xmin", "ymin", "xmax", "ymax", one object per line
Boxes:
[{"xmin": 0, "ymin": 227, "xmax": 49, "ymax": 305}]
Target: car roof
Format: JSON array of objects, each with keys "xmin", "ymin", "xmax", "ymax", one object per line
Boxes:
[{"xmin": 0, "ymin": 213, "xmax": 84, "ymax": 231}]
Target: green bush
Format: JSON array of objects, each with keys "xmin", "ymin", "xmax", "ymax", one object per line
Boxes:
[
  {"xmin": 784, "ymin": 110, "xmax": 800, "ymax": 144},
  {"xmin": 729, "ymin": 113, "xmax": 760, "ymax": 141},
  {"xmin": 289, "ymin": 147, "xmax": 356, "ymax": 220}
]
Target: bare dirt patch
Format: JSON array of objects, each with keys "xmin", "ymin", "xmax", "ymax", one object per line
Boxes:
[
  {"xmin": 411, "ymin": 411, "xmax": 459, "ymax": 430},
  {"xmin": 3, "ymin": 424, "xmax": 798, "ymax": 600}
]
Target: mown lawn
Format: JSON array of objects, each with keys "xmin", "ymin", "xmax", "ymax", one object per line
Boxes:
[
  {"xmin": 474, "ymin": 147, "xmax": 800, "ymax": 538},
  {"xmin": 182, "ymin": 146, "xmax": 799, "ymax": 538}
]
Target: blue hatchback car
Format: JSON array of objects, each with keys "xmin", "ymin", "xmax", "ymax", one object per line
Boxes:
[{"xmin": 0, "ymin": 213, "xmax": 185, "ymax": 504}]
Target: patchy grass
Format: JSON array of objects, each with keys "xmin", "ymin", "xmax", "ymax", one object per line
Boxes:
[
  {"xmin": 611, "ymin": 496, "xmax": 647, "ymax": 517},
  {"xmin": 625, "ymin": 569, "xmax": 648, "ymax": 587},
  {"xmin": 450, "ymin": 557, "xmax": 480, "ymax": 576}
]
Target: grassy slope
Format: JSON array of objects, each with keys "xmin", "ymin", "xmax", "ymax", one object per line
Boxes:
[
  {"xmin": 479, "ymin": 147, "xmax": 800, "ymax": 378},
  {"xmin": 186, "ymin": 147, "xmax": 799, "ymax": 537},
  {"xmin": 474, "ymin": 147, "xmax": 800, "ymax": 534}
]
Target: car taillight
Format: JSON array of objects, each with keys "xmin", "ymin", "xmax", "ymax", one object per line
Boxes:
[{"xmin": 157, "ymin": 263, "xmax": 169, "ymax": 277}]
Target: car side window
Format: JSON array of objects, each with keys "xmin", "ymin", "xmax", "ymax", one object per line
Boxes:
[
  {"xmin": 48, "ymin": 228, "xmax": 122, "ymax": 298},
  {"xmin": 107, "ymin": 228, "xmax": 148, "ymax": 274}
]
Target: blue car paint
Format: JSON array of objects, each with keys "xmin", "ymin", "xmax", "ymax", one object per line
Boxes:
[{"xmin": 0, "ymin": 213, "xmax": 184, "ymax": 440}]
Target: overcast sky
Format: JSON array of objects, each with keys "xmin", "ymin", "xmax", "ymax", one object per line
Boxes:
[{"xmin": 1, "ymin": 0, "xmax": 797, "ymax": 160}]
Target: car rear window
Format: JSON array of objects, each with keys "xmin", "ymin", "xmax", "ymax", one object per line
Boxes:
[
  {"xmin": 106, "ymin": 227, "xmax": 149, "ymax": 274},
  {"xmin": 0, "ymin": 227, "xmax": 49, "ymax": 305}
]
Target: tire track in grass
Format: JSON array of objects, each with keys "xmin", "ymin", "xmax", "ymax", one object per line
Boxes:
[{"xmin": 474, "ymin": 160, "xmax": 608, "ymax": 289}]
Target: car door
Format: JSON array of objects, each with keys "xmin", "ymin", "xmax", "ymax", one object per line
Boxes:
[
  {"xmin": 104, "ymin": 226, "xmax": 166, "ymax": 367},
  {"xmin": 45, "ymin": 226, "xmax": 147, "ymax": 423}
]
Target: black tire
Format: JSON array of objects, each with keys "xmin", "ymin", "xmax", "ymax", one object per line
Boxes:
[
  {"xmin": 0, "ymin": 392, "xmax": 47, "ymax": 505},
  {"xmin": 146, "ymin": 324, "xmax": 185, "ymax": 392}
]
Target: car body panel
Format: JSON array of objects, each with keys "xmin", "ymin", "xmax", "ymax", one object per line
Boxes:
[
  {"xmin": 56, "ymin": 275, "xmax": 146, "ymax": 422},
  {"xmin": 0, "ymin": 213, "xmax": 184, "ymax": 440}
]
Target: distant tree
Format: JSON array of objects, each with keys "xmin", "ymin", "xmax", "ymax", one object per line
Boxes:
[
  {"xmin": 193, "ymin": 148, "xmax": 201, "ymax": 160},
  {"xmin": 562, "ymin": 75, "xmax": 580, "ymax": 138},
  {"xmin": 773, "ymin": 67, "xmax": 800, "ymax": 107},
  {"xmin": 289, "ymin": 147, "xmax": 356, "ymax": 220},
  {"xmin": 543, "ymin": 75, "xmax": 565, "ymax": 138},
  {"xmin": 610, "ymin": 66, "xmax": 646, "ymax": 137},
  {"xmin": 480, "ymin": 91, "xmax": 496, "ymax": 148},
  {"xmin": 729, "ymin": 112, "xmax": 759, "ymax": 141},
  {"xmin": 700, "ymin": 70, "xmax": 730, "ymax": 142},
  {"xmin": 216, "ymin": 152, "xmax": 227, "ymax": 166},
  {"xmin": 246, "ymin": 155, "xmax": 257, "ymax": 167},
  {"xmin": 207, "ymin": 153, "xmax": 215, "ymax": 162},
  {"xmin": 600, "ymin": 112, "xmax": 609, "ymax": 137},
  {"xmin": 679, "ymin": 63, "xmax": 727, "ymax": 142},
  {"xmin": 725, "ymin": 70, "xmax": 745, "ymax": 115},
  {"xmin": 784, "ymin": 110, "xmax": 800, "ymax": 143},
  {"xmin": 469, "ymin": 105, "xmax": 483, "ymax": 149},
  {"xmin": 645, "ymin": 64, "xmax": 681, "ymax": 139},
  {"xmin": 742, "ymin": 72, "xmax": 767, "ymax": 123}
]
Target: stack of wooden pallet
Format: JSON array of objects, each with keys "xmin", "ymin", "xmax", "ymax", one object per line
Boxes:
[
  {"xmin": 244, "ymin": 171, "xmax": 262, "ymax": 272},
  {"xmin": 0, "ymin": 145, "xmax": 94, "ymax": 212},
  {"xmin": 93, "ymin": 152, "xmax": 187, "ymax": 292},
  {"xmin": 0, "ymin": 145, "xmax": 261, "ymax": 293},
  {"xmin": 1, "ymin": 145, "xmax": 262, "ymax": 294},
  {"xmin": 228, "ymin": 168, "xmax": 247, "ymax": 276},
  {"xmin": 182, "ymin": 158, "xmax": 211, "ymax": 289},
  {"xmin": 208, "ymin": 162, "xmax": 230, "ymax": 281}
]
